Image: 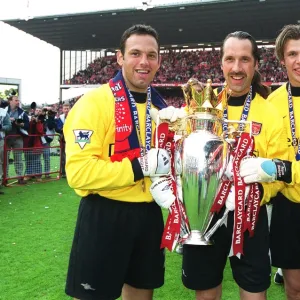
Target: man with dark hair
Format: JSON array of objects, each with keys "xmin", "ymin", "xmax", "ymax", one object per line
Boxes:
[
  {"xmin": 119, "ymin": 24, "xmax": 160, "ymax": 56},
  {"xmin": 159, "ymin": 31, "xmax": 287, "ymax": 300},
  {"xmin": 240, "ymin": 24, "xmax": 300, "ymax": 300},
  {"xmin": 64, "ymin": 24, "xmax": 169, "ymax": 300},
  {"xmin": 6, "ymin": 95, "xmax": 29, "ymax": 184}
]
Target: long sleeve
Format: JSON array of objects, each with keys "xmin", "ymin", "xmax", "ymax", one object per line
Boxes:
[
  {"xmin": 63, "ymin": 86, "xmax": 143, "ymax": 196},
  {"xmin": 260, "ymin": 105, "xmax": 288, "ymax": 205},
  {"xmin": 21, "ymin": 111, "xmax": 29, "ymax": 132},
  {"xmin": 55, "ymin": 117, "xmax": 64, "ymax": 134},
  {"xmin": 266, "ymin": 84, "xmax": 300, "ymax": 203},
  {"xmin": 2, "ymin": 113, "xmax": 12, "ymax": 132}
]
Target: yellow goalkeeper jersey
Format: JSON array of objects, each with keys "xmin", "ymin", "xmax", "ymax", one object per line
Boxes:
[
  {"xmin": 64, "ymin": 84, "xmax": 157, "ymax": 202},
  {"xmin": 268, "ymin": 83, "xmax": 300, "ymax": 202},
  {"xmin": 226, "ymin": 91, "xmax": 288, "ymax": 205}
]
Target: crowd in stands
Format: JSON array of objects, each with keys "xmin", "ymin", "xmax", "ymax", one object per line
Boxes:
[
  {"xmin": 62, "ymin": 47, "xmax": 287, "ymax": 107},
  {"xmin": 163, "ymin": 96, "xmax": 184, "ymax": 108},
  {"xmin": 64, "ymin": 47, "xmax": 288, "ymax": 86},
  {"xmin": 259, "ymin": 47, "xmax": 288, "ymax": 82},
  {"xmin": 69, "ymin": 56, "xmax": 118, "ymax": 85}
]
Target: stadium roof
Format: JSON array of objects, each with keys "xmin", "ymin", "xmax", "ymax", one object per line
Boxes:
[{"xmin": 3, "ymin": 0, "xmax": 300, "ymax": 51}]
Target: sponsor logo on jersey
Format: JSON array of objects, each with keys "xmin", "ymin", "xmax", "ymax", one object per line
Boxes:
[
  {"xmin": 74, "ymin": 129, "xmax": 93, "ymax": 149},
  {"xmin": 116, "ymin": 124, "xmax": 132, "ymax": 133},
  {"xmin": 251, "ymin": 122, "xmax": 262, "ymax": 136}
]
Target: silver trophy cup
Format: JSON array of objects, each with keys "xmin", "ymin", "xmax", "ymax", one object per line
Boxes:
[
  {"xmin": 177, "ymin": 79, "xmax": 230, "ymax": 246},
  {"xmin": 181, "ymin": 112, "xmax": 228, "ymax": 245}
]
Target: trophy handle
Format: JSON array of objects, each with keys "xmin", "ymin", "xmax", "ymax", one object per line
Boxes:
[
  {"xmin": 204, "ymin": 208, "xmax": 230, "ymax": 241},
  {"xmin": 223, "ymin": 120, "xmax": 253, "ymax": 138},
  {"xmin": 202, "ymin": 212, "xmax": 215, "ymax": 235}
]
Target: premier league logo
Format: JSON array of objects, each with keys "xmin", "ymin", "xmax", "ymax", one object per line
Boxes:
[{"xmin": 74, "ymin": 129, "xmax": 93, "ymax": 149}]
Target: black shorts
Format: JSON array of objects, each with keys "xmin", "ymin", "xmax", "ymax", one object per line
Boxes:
[
  {"xmin": 182, "ymin": 205, "xmax": 270, "ymax": 293},
  {"xmin": 65, "ymin": 194, "xmax": 165, "ymax": 300},
  {"xmin": 270, "ymin": 192, "xmax": 300, "ymax": 269}
]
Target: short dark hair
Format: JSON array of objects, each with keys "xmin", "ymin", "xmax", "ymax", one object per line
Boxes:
[
  {"xmin": 7, "ymin": 95, "xmax": 18, "ymax": 101},
  {"xmin": 275, "ymin": 24, "xmax": 300, "ymax": 61},
  {"xmin": 220, "ymin": 31, "xmax": 269, "ymax": 99},
  {"xmin": 119, "ymin": 24, "xmax": 160, "ymax": 55}
]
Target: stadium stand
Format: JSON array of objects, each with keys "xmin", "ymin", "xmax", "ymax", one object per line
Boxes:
[{"xmin": 65, "ymin": 47, "xmax": 288, "ymax": 86}]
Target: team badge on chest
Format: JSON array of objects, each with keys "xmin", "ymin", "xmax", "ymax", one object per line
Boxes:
[
  {"xmin": 73, "ymin": 130, "xmax": 93, "ymax": 149},
  {"xmin": 251, "ymin": 122, "xmax": 262, "ymax": 136}
]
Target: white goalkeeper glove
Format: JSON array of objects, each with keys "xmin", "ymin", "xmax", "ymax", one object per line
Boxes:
[
  {"xmin": 150, "ymin": 176, "xmax": 175, "ymax": 209},
  {"xmin": 150, "ymin": 106, "xmax": 187, "ymax": 123},
  {"xmin": 226, "ymin": 185, "xmax": 250, "ymax": 211},
  {"xmin": 138, "ymin": 148, "xmax": 170, "ymax": 177},
  {"xmin": 240, "ymin": 157, "xmax": 292, "ymax": 184}
]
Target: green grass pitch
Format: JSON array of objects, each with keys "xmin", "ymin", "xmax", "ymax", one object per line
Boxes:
[{"xmin": 0, "ymin": 180, "xmax": 285, "ymax": 299}]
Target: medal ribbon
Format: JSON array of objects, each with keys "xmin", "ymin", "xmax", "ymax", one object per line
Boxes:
[
  {"xmin": 109, "ymin": 79, "xmax": 151, "ymax": 162},
  {"xmin": 222, "ymin": 86, "xmax": 252, "ymax": 138},
  {"xmin": 287, "ymin": 83, "xmax": 300, "ymax": 161},
  {"xmin": 127, "ymin": 87, "xmax": 152, "ymax": 157},
  {"xmin": 220, "ymin": 86, "xmax": 261, "ymax": 256}
]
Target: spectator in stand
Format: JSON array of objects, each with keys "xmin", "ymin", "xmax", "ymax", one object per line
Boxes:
[
  {"xmin": 0, "ymin": 99, "xmax": 12, "ymax": 193},
  {"xmin": 56, "ymin": 101, "xmax": 70, "ymax": 178},
  {"xmin": 6, "ymin": 95, "xmax": 29, "ymax": 185}
]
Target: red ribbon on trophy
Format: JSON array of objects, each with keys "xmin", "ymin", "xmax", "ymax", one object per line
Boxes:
[
  {"xmin": 155, "ymin": 122, "xmax": 190, "ymax": 251},
  {"xmin": 231, "ymin": 133, "xmax": 253, "ymax": 257},
  {"xmin": 244, "ymin": 182, "xmax": 261, "ymax": 237},
  {"xmin": 210, "ymin": 180, "xmax": 232, "ymax": 213},
  {"xmin": 210, "ymin": 132, "xmax": 261, "ymax": 258}
]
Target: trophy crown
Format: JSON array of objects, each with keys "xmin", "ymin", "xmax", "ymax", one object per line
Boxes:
[{"xmin": 182, "ymin": 78, "xmax": 219, "ymax": 115}]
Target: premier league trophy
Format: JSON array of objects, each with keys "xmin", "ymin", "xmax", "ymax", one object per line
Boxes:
[{"xmin": 177, "ymin": 79, "xmax": 230, "ymax": 245}]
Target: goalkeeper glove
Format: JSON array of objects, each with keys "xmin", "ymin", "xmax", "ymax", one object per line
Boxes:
[
  {"xmin": 138, "ymin": 148, "xmax": 170, "ymax": 177},
  {"xmin": 240, "ymin": 157, "xmax": 292, "ymax": 184},
  {"xmin": 150, "ymin": 176, "xmax": 175, "ymax": 209},
  {"xmin": 150, "ymin": 106, "xmax": 187, "ymax": 123}
]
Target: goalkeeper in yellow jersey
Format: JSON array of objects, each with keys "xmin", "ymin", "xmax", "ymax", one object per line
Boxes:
[
  {"xmin": 240, "ymin": 24, "xmax": 300, "ymax": 299},
  {"xmin": 152, "ymin": 31, "xmax": 288, "ymax": 300},
  {"xmin": 64, "ymin": 24, "xmax": 171, "ymax": 300}
]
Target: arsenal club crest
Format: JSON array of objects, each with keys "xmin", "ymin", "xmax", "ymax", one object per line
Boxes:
[{"xmin": 251, "ymin": 122, "xmax": 262, "ymax": 136}]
